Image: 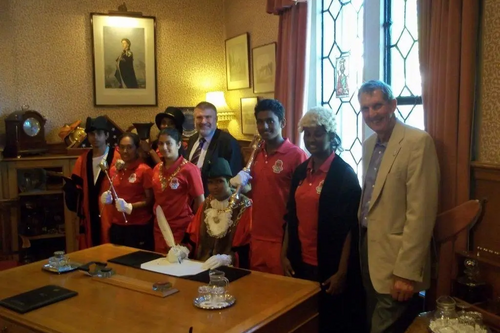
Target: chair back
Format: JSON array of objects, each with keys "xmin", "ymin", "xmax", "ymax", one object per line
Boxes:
[{"xmin": 432, "ymin": 199, "xmax": 482, "ymax": 302}]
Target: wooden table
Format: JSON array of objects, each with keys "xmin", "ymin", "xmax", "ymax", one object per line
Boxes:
[{"xmin": 0, "ymin": 244, "xmax": 320, "ymax": 333}]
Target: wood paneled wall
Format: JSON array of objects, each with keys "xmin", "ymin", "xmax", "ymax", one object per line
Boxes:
[{"xmin": 471, "ymin": 162, "xmax": 500, "ymax": 253}]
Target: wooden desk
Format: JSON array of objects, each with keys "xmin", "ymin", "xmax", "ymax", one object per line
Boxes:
[{"xmin": 0, "ymin": 244, "xmax": 320, "ymax": 333}]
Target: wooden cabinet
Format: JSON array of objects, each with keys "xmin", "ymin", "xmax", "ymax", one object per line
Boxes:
[
  {"xmin": 452, "ymin": 162, "xmax": 500, "ymax": 331},
  {"xmin": 0, "ymin": 155, "xmax": 78, "ymax": 262}
]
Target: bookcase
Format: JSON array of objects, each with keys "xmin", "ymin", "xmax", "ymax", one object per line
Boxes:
[{"xmin": 0, "ymin": 155, "xmax": 79, "ymax": 263}]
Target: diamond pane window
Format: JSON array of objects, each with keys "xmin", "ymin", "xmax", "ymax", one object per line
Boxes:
[
  {"xmin": 385, "ymin": 0, "xmax": 424, "ymax": 130},
  {"xmin": 321, "ymin": 0, "xmax": 364, "ymax": 179}
]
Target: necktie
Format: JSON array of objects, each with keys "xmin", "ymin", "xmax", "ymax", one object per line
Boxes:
[{"xmin": 190, "ymin": 138, "xmax": 206, "ymax": 166}]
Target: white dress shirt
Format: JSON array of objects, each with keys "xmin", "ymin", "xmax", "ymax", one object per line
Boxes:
[
  {"xmin": 189, "ymin": 131, "xmax": 215, "ymax": 168},
  {"xmin": 91, "ymin": 146, "xmax": 109, "ymax": 184}
]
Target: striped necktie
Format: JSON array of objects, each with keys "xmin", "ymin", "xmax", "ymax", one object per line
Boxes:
[{"xmin": 190, "ymin": 138, "xmax": 206, "ymax": 166}]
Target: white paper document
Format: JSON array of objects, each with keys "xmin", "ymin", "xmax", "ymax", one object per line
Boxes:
[{"xmin": 141, "ymin": 258, "xmax": 206, "ymax": 277}]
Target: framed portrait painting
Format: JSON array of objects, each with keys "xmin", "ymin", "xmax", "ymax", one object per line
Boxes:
[
  {"xmin": 252, "ymin": 43, "xmax": 276, "ymax": 94},
  {"xmin": 240, "ymin": 97, "xmax": 259, "ymax": 135},
  {"xmin": 225, "ymin": 33, "xmax": 251, "ymax": 91},
  {"xmin": 91, "ymin": 13, "xmax": 157, "ymax": 106}
]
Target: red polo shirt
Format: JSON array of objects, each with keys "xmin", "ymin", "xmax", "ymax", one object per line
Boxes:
[
  {"xmin": 109, "ymin": 160, "xmax": 153, "ymax": 226},
  {"xmin": 295, "ymin": 152, "xmax": 335, "ymax": 266},
  {"xmin": 152, "ymin": 156, "xmax": 204, "ymax": 244},
  {"xmin": 250, "ymin": 139, "xmax": 307, "ymax": 242}
]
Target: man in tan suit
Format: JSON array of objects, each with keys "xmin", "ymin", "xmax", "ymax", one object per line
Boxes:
[{"xmin": 358, "ymin": 80, "xmax": 440, "ymax": 333}]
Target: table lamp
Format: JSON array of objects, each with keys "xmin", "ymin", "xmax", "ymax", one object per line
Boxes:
[{"xmin": 206, "ymin": 91, "xmax": 234, "ymax": 129}]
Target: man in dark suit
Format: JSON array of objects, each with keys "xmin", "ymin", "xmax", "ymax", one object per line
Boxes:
[{"xmin": 186, "ymin": 101, "xmax": 243, "ymax": 196}]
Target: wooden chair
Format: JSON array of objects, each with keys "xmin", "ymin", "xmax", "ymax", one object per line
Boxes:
[{"xmin": 429, "ymin": 199, "xmax": 482, "ymax": 305}]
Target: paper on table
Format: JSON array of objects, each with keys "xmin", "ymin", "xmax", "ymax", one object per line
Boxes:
[{"xmin": 140, "ymin": 258, "xmax": 206, "ymax": 277}]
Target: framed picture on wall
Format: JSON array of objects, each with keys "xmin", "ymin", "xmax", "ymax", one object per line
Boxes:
[
  {"xmin": 252, "ymin": 43, "xmax": 276, "ymax": 94},
  {"xmin": 240, "ymin": 97, "xmax": 259, "ymax": 135},
  {"xmin": 225, "ymin": 33, "xmax": 251, "ymax": 91},
  {"xmin": 176, "ymin": 107, "xmax": 197, "ymax": 138},
  {"xmin": 90, "ymin": 13, "xmax": 157, "ymax": 106}
]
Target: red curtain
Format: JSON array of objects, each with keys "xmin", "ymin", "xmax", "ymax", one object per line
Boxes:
[
  {"xmin": 418, "ymin": 0, "xmax": 480, "ymax": 300},
  {"xmin": 267, "ymin": 0, "xmax": 308, "ymax": 145},
  {"xmin": 267, "ymin": 0, "xmax": 296, "ymax": 14}
]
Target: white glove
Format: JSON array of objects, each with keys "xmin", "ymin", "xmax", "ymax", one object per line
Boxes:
[
  {"xmin": 229, "ymin": 170, "xmax": 252, "ymax": 187},
  {"xmin": 166, "ymin": 245, "xmax": 190, "ymax": 264},
  {"xmin": 115, "ymin": 198, "xmax": 133, "ymax": 215},
  {"xmin": 100, "ymin": 191, "xmax": 113, "ymax": 205},
  {"xmin": 202, "ymin": 254, "xmax": 232, "ymax": 270}
]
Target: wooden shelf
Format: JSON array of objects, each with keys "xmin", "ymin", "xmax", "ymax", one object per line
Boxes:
[
  {"xmin": 18, "ymin": 189, "xmax": 63, "ymax": 197},
  {"xmin": 2, "ymin": 156, "xmax": 80, "ymax": 255},
  {"xmin": 457, "ymin": 250, "xmax": 500, "ymax": 269},
  {"xmin": 20, "ymin": 233, "xmax": 65, "ymax": 240}
]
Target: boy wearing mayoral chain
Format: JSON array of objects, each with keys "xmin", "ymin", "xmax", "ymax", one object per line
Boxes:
[{"xmin": 186, "ymin": 158, "xmax": 252, "ymax": 270}]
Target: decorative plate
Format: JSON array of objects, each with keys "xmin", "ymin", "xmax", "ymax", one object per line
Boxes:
[{"xmin": 193, "ymin": 294, "xmax": 236, "ymax": 310}]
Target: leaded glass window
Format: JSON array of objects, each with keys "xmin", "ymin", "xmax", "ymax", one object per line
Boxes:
[
  {"xmin": 384, "ymin": 0, "xmax": 424, "ymax": 130},
  {"xmin": 321, "ymin": 0, "xmax": 365, "ymax": 177},
  {"xmin": 319, "ymin": 0, "xmax": 424, "ymax": 181}
]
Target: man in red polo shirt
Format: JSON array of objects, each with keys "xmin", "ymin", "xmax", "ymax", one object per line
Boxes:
[{"xmin": 231, "ymin": 99, "xmax": 307, "ymax": 274}]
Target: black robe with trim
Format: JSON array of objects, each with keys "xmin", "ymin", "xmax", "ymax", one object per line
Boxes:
[{"xmin": 285, "ymin": 154, "xmax": 366, "ymax": 332}]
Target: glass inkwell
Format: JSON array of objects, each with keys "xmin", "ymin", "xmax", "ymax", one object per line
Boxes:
[
  {"xmin": 42, "ymin": 251, "xmax": 80, "ymax": 274},
  {"xmin": 455, "ymin": 258, "xmax": 488, "ymax": 304}
]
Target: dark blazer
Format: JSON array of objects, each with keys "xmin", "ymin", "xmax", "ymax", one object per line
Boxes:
[
  {"xmin": 285, "ymin": 154, "xmax": 365, "ymax": 332},
  {"xmin": 186, "ymin": 129, "xmax": 243, "ymax": 195}
]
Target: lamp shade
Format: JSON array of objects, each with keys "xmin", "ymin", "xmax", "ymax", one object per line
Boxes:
[{"xmin": 206, "ymin": 91, "xmax": 231, "ymax": 112}]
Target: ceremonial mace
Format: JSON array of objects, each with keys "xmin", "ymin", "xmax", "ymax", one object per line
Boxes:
[
  {"xmin": 99, "ymin": 160, "xmax": 128, "ymax": 223},
  {"xmin": 225, "ymin": 134, "xmax": 263, "ymax": 212},
  {"xmin": 98, "ymin": 159, "xmax": 125, "ymax": 218}
]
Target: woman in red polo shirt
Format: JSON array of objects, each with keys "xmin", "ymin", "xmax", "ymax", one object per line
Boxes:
[
  {"xmin": 100, "ymin": 132, "xmax": 154, "ymax": 250},
  {"xmin": 152, "ymin": 127, "xmax": 205, "ymax": 253},
  {"xmin": 282, "ymin": 107, "xmax": 365, "ymax": 333}
]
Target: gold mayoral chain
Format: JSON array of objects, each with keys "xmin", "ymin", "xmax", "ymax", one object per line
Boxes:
[{"xmin": 159, "ymin": 159, "xmax": 188, "ymax": 191}]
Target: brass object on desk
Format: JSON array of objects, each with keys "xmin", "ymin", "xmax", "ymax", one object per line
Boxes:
[{"xmin": 77, "ymin": 261, "xmax": 178, "ymax": 298}]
